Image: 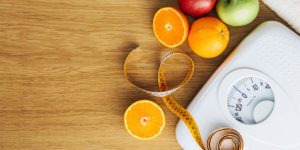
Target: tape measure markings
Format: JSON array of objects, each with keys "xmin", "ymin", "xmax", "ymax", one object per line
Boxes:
[{"xmin": 124, "ymin": 47, "xmax": 243, "ymax": 150}]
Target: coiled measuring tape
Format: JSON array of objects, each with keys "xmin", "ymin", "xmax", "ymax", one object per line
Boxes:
[
  {"xmin": 207, "ymin": 128, "xmax": 243, "ymax": 150},
  {"xmin": 124, "ymin": 47, "xmax": 243, "ymax": 150}
]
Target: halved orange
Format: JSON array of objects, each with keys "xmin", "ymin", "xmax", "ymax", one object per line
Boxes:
[
  {"xmin": 153, "ymin": 7, "xmax": 189, "ymax": 48},
  {"xmin": 124, "ymin": 100, "xmax": 165, "ymax": 140}
]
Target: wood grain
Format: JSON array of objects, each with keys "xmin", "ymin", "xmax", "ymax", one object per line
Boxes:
[{"xmin": 0, "ymin": 0, "xmax": 290, "ymax": 150}]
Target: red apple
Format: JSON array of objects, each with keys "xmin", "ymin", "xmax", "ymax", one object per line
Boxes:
[{"xmin": 178, "ymin": 0, "xmax": 216, "ymax": 17}]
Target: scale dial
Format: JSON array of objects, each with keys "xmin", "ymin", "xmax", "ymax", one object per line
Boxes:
[{"xmin": 227, "ymin": 77, "xmax": 275, "ymax": 124}]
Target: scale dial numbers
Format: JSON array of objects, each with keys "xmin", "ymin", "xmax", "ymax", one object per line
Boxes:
[{"xmin": 227, "ymin": 77, "xmax": 275, "ymax": 125}]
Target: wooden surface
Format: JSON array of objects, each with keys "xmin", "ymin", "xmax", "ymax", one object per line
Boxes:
[{"xmin": 0, "ymin": 0, "xmax": 289, "ymax": 150}]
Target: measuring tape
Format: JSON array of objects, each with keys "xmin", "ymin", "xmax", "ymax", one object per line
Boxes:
[
  {"xmin": 124, "ymin": 47, "xmax": 243, "ymax": 150},
  {"xmin": 207, "ymin": 128, "xmax": 243, "ymax": 150}
]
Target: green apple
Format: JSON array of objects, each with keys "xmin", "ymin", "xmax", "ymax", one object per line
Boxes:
[{"xmin": 216, "ymin": 0, "xmax": 259, "ymax": 26}]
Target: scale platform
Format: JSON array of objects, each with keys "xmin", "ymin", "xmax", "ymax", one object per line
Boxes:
[{"xmin": 176, "ymin": 21, "xmax": 300, "ymax": 150}]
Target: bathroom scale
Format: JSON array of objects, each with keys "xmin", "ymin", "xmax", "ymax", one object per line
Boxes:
[{"xmin": 176, "ymin": 21, "xmax": 300, "ymax": 150}]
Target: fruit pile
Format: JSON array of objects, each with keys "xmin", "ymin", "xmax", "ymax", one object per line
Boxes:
[{"xmin": 153, "ymin": 0, "xmax": 259, "ymax": 58}]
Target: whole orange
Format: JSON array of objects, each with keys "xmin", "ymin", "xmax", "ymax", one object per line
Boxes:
[{"xmin": 188, "ymin": 17, "xmax": 229, "ymax": 58}]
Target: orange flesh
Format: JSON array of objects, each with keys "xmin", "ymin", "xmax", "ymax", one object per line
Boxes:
[
  {"xmin": 153, "ymin": 7, "xmax": 188, "ymax": 48},
  {"xmin": 124, "ymin": 100, "xmax": 165, "ymax": 139}
]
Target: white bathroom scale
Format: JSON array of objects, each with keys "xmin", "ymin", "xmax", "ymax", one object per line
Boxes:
[{"xmin": 176, "ymin": 21, "xmax": 300, "ymax": 150}]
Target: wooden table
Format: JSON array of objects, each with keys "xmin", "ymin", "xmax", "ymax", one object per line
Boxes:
[{"xmin": 0, "ymin": 0, "xmax": 290, "ymax": 150}]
